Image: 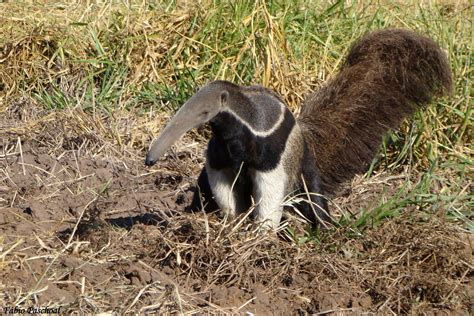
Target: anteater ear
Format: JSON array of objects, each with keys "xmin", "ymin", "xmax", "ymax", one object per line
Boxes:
[{"xmin": 220, "ymin": 90, "xmax": 229, "ymax": 105}]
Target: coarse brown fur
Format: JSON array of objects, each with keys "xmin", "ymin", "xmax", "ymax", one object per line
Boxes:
[{"xmin": 298, "ymin": 29, "xmax": 453, "ymax": 195}]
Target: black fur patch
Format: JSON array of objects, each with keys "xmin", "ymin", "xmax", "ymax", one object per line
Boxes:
[{"xmin": 207, "ymin": 108, "xmax": 295, "ymax": 172}]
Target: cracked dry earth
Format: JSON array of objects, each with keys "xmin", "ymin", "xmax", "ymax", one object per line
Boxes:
[{"xmin": 0, "ymin": 109, "xmax": 472, "ymax": 314}]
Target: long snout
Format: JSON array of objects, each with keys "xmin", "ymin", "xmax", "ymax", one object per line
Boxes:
[
  {"xmin": 145, "ymin": 106, "xmax": 218, "ymax": 166},
  {"xmin": 145, "ymin": 116, "xmax": 195, "ymax": 166},
  {"xmin": 144, "ymin": 83, "xmax": 226, "ymax": 166}
]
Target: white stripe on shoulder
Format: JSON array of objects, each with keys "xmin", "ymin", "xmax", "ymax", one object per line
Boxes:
[{"xmin": 223, "ymin": 101, "xmax": 286, "ymax": 137}]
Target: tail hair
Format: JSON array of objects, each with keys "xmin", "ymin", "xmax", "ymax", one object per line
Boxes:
[{"xmin": 298, "ymin": 29, "xmax": 453, "ymax": 194}]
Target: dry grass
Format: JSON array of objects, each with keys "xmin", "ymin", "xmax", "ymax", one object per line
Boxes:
[{"xmin": 0, "ymin": 0, "xmax": 472, "ymax": 314}]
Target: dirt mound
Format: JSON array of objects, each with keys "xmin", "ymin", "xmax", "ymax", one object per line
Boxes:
[{"xmin": 0, "ymin": 106, "xmax": 472, "ymax": 314}]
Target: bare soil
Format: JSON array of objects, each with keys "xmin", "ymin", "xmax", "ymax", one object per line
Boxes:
[{"xmin": 0, "ymin": 106, "xmax": 472, "ymax": 314}]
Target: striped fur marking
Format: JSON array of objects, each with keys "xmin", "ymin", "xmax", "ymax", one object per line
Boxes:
[{"xmin": 222, "ymin": 101, "xmax": 286, "ymax": 137}]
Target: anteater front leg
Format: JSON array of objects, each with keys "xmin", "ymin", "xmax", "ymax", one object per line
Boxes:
[
  {"xmin": 205, "ymin": 163, "xmax": 251, "ymax": 218},
  {"xmin": 253, "ymin": 166, "xmax": 287, "ymax": 230}
]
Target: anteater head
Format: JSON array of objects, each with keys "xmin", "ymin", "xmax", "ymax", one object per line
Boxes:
[{"xmin": 145, "ymin": 81, "xmax": 231, "ymax": 166}]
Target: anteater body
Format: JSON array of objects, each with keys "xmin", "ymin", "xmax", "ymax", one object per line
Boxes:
[{"xmin": 145, "ymin": 29, "xmax": 452, "ymax": 229}]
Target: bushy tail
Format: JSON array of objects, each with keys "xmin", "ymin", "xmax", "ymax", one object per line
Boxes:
[{"xmin": 298, "ymin": 29, "xmax": 453, "ymax": 195}]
